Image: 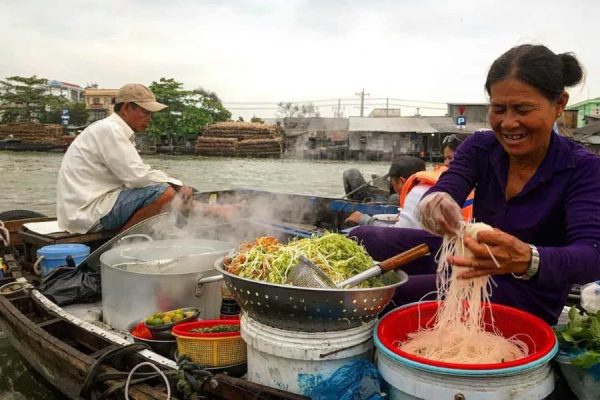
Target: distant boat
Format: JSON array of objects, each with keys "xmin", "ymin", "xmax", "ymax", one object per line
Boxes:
[{"xmin": 0, "ymin": 138, "xmax": 67, "ymax": 152}]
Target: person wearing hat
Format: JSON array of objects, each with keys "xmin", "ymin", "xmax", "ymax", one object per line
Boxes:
[
  {"xmin": 57, "ymin": 83, "xmax": 197, "ymax": 233},
  {"xmin": 344, "ymin": 156, "xmax": 426, "ymax": 228}
]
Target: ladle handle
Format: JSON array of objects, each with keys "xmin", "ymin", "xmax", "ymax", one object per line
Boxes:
[{"xmin": 378, "ymin": 243, "xmax": 430, "ymax": 273}]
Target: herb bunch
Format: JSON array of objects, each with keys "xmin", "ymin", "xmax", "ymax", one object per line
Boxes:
[{"xmin": 554, "ymin": 306, "xmax": 600, "ymax": 368}]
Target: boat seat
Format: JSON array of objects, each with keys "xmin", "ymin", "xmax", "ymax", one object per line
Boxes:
[{"xmin": 19, "ymin": 220, "xmax": 116, "ymax": 270}]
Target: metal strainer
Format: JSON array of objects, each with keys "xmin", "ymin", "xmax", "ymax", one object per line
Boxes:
[{"xmin": 214, "ymin": 256, "xmax": 408, "ymax": 332}]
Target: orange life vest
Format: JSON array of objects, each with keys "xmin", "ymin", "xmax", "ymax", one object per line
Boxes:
[{"xmin": 399, "ymin": 167, "xmax": 474, "ymax": 221}]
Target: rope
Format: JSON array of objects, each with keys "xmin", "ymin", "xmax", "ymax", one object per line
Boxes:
[
  {"xmin": 80, "ymin": 343, "xmax": 150, "ymax": 398},
  {"xmin": 125, "ymin": 362, "xmax": 171, "ymax": 400}
]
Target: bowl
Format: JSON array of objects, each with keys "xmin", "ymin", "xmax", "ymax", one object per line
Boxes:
[
  {"xmin": 143, "ymin": 307, "xmax": 200, "ymax": 340},
  {"xmin": 0, "ymin": 282, "xmax": 26, "ymax": 298},
  {"xmin": 128, "ymin": 320, "xmax": 176, "ymax": 358}
]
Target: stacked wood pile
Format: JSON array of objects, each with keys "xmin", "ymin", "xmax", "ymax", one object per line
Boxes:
[
  {"xmin": 0, "ymin": 123, "xmax": 63, "ymax": 144},
  {"xmin": 196, "ymin": 122, "xmax": 282, "ymax": 158}
]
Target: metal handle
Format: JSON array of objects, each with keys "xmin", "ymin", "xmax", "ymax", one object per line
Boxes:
[
  {"xmin": 117, "ymin": 234, "xmax": 153, "ymax": 245},
  {"xmin": 195, "ymin": 274, "xmax": 224, "ymax": 297},
  {"xmin": 337, "ymin": 244, "xmax": 430, "ymax": 288},
  {"xmin": 33, "ymin": 256, "xmax": 45, "ymax": 276}
]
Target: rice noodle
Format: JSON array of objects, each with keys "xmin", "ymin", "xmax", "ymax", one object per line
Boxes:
[{"xmin": 398, "ymin": 222, "xmax": 529, "ymax": 364}]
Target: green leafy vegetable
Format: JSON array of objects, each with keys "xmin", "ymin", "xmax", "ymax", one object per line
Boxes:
[
  {"xmin": 190, "ymin": 325, "xmax": 240, "ymax": 334},
  {"xmin": 554, "ymin": 306, "xmax": 600, "ymax": 368},
  {"xmin": 225, "ymin": 233, "xmax": 385, "ymax": 288}
]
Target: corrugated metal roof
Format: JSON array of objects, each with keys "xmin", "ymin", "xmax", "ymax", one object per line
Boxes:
[
  {"xmin": 348, "ymin": 117, "xmax": 436, "ymax": 133},
  {"xmin": 308, "ymin": 117, "xmax": 349, "ymax": 132}
]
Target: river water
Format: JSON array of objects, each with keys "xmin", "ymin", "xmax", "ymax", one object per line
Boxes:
[{"xmin": 0, "ymin": 150, "xmax": 389, "ymax": 398}]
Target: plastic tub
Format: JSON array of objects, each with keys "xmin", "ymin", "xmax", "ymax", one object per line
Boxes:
[
  {"xmin": 555, "ymin": 349, "xmax": 600, "ymax": 400},
  {"xmin": 241, "ymin": 313, "xmax": 375, "ymax": 396},
  {"xmin": 36, "ymin": 243, "xmax": 90, "ymax": 276},
  {"xmin": 373, "ymin": 302, "xmax": 557, "ymax": 399}
]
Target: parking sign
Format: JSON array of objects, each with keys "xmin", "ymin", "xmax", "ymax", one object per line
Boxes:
[{"xmin": 456, "ymin": 116, "xmax": 467, "ymax": 126}]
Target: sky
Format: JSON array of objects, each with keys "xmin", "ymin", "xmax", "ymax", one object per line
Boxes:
[{"xmin": 0, "ymin": 0, "xmax": 597, "ymax": 120}]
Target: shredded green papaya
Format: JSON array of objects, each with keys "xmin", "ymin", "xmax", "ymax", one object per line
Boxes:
[{"xmin": 224, "ymin": 233, "xmax": 384, "ymax": 288}]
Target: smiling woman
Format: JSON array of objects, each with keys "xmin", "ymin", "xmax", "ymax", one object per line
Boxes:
[{"xmin": 352, "ymin": 44, "xmax": 600, "ymax": 327}]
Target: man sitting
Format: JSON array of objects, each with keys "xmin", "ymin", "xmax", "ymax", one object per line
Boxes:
[{"xmin": 56, "ymin": 83, "xmax": 234, "ymax": 234}]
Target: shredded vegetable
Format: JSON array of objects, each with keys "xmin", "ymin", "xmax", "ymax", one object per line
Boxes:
[{"xmin": 224, "ymin": 233, "xmax": 385, "ymax": 287}]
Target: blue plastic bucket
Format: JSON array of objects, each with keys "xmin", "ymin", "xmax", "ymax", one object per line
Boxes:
[{"xmin": 36, "ymin": 244, "xmax": 90, "ymax": 276}]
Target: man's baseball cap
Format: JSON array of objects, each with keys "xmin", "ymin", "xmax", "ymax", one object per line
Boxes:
[{"xmin": 115, "ymin": 84, "xmax": 167, "ymax": 112}]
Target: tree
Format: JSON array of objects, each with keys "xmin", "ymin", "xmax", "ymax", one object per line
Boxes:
[
  {"xmin": 276, "ymin": 102, "xmax": 320, "ymax": 118},
  {"xmin": 251, "ymin": 116, "xmax": 264, "ymax": 124},
  {"xmin": 147, "ymin": 78, "xmax": 231, "ymax": 140},
  {"xmin": 41, "ymin": 101, "xmax": 88, "ymax": 126},
  {"xmin": 0, "ymin": 76, "xmax": 52, "ymax": 123},
  {"xmin": 0, "ymin": 75, "xmax": 89, "ymax": 126}
]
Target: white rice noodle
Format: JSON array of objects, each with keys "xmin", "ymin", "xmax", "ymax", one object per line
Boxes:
[{"xmin": 398, "ymin": 222, "xmax": 529, "ymax": 364}]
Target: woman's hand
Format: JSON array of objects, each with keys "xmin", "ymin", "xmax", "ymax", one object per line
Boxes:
[
  {"xmin": 448, "ymin": 228, "xmax": 532, "ymax": 279},
  {"xmin": 417, "ymin": 192, "xmax": 462, "ymax": 235}
]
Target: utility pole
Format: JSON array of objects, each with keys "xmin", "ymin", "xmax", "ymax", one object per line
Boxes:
[
  {"xmin": 355, "ymin": 88, "xmax": 370, "ymax": 117},
  {"xmin": 386, "ymin": 98, "xmax": 389, "ymax": 116}
]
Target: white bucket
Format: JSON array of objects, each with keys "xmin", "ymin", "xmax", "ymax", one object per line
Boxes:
[
  {"xmin": 241, "ymin": 313, "xmax": 375, "ymax": 396},
  {"xmin": 376, "ymin": 349, "xmax": 554, "ymax": 400},
  {"xmin": 555, "ymin": 352, "xmax": 600, "ymax": 400}
]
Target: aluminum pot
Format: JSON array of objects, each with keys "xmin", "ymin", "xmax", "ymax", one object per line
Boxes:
[{"xmin": 100, "ymin": 237, "xmax": 234, "ymax": 331}]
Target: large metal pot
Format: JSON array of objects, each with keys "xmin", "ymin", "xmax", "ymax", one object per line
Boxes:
[{"xmin": 100, "ymin": 237, "xmax": 234, "ymax": 331}]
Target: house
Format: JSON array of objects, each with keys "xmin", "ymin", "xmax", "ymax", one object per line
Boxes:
[
  {"xmin": 566, "ymin": 97, "xmax": 600, "ymax": 128},
  {"xmin": 348, "ymin": 117, "xmax": 437, "ymax": 161},
  {"xmin": 45, "ymin": 80, "xmax": 85, "ymax": 102},
  {"xmin": 84, "ymin": 88, "xmax": 118, "ymax": 122},
  {"xmin": 283, "ymin": 117, "xmax": 349, "ymax": 159},
  {"xmin": 572, "ymin": 121, "xmax": 600, "ymax": 155}
]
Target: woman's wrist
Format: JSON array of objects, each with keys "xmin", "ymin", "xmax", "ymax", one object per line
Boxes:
[{"xmin": 512, "ymin": 244, "xmax": 540, "ymax": 280}]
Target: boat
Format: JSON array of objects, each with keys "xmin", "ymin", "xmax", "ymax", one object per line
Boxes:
[
  {"xmin": 0, "ymin": 138, "xmax": 68, "ymax": 152},
  {"xmin": 0, "ymin": 188, "xmax": 397, "ymax": 400},
  {"xmin": 0, "ymin": 188, "xmax": 578, "ymax": 399}
]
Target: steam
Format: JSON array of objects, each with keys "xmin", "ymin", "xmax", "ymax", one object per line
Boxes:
[{"xmin": 141, "ymin": 190, "xmax": 322, "ymax": 247}]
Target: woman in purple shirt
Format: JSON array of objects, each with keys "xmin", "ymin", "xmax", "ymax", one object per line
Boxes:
[{"xmin": 352, "ymin": 44, "xmax": 600, "ymax": 325}]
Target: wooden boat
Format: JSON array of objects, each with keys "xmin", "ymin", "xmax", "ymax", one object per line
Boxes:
[{"xmin": 0, "ymin": 188, "xmax": 395, "ymax": 400}]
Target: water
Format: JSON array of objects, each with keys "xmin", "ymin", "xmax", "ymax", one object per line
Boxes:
[{"xmin": 0, "ymin": 150, "xmax": 389, "ymax": 398}]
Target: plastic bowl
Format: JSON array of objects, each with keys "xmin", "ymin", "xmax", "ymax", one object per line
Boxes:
[
  {"xmin": 375, "ymin": 301, "xmax": 558, "ymax": 374},
  {"xmin": 143, "ymin": 307, "xmax": 200, "ymax": 340}
]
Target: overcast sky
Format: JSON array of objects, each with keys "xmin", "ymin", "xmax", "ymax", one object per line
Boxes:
[{"xmin": 0, "ymin": 0, "xmax": 597, "ymax": 120}]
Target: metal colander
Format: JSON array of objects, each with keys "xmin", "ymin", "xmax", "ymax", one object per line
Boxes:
[{"xmin": 214, "ymin": 257, "xmax": 408, "ymax": 332}]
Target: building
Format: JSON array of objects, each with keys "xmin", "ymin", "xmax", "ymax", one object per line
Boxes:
[
  {"xmin": 572, "ymin": 121, "xmax": 600, "ymax": 155},
  {"xmin": 369, "ymin": 108, "xmax": 402, "ymax": 117},
  {"xmin": 446, "ymin": 103, "xmax": 489, "ymax": 123},
  {"xmin": 283, "ymin": 117, "xmax": 349, "ymax": 159},
  {"xmin": 45, "ymin": 80, "xmax": 85, "ymax": 102},
  {"xmin": 348, "ymin": 117, "xmax": 437, "ymax": 161},
  {"xmin": 566, "ymin": 97, "xmax": 600, "ymax": 128},
  {"xmin": 84, "ymin": 88, "xmax": 118, "ymax": 122}
]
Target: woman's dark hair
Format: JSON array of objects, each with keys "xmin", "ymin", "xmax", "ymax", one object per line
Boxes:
[
  {"xmin": 441, "ymin": 134, "xmax": 464, "ymax": 153},
  {"xmin": 485, "ymin": 44, "xmax": 584, "ymax": 101}
]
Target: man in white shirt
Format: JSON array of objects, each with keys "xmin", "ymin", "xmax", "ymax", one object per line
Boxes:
[{"xmin": 56, "ymin": 83, "xmax": 195, "ymax": 233}]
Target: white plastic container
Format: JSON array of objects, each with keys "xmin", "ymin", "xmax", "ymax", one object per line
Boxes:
[
  {"xmin": 376, "ymin": 349, "xmax": 555, "ymax": 400},
  {"xmin": 240, "ymin": 313, "xmax": 375, "ymax": 396},
  {"xmin": 556, "ymin": 351, "xmax": 600, "ymax": 400}
]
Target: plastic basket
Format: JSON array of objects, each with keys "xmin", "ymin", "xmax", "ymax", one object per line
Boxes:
[
  {"xmin": 172, "ymin": 320, "xmax": 246, "ymax": 367},
  {"xmin": 376, "ymin": 301, "xmax": 557, "ymax": 371}
]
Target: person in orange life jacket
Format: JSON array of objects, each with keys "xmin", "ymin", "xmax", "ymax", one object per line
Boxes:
[
  {"xmin": 345, "ymin": 137, "xmax": 473, "ymax": 228},
  {"xmin": 344, "ymin": 156, "xmax": 426, "ymax": 228}
]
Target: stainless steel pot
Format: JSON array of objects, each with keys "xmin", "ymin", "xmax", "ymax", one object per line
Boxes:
[{"xmin": 100, "ymin": 237, "xmax": 234, "ymax": 331}]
